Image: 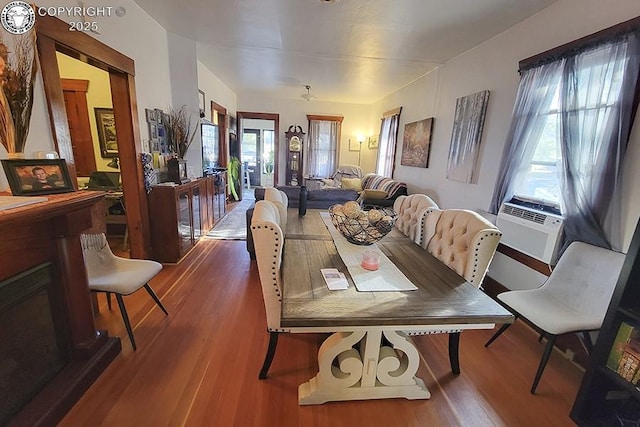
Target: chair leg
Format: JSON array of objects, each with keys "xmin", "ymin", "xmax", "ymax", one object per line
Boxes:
[
  {"xmin": 115, "ymin": 294, "xmax": 137, "ymax": 351},
  {"xmin": 143, "ymin": 284, "xmax": 169, "ymax": 316},
  {"xmin": 484, "ymin": 322, "xmax": 514, "ymax": 348},
  {"xmin": 531, "ymin": 334, "xmax": 556, "ymax": 394},
  {"xmin": 259, "ymin": 332, "xmax": 279, "ymax": 379},
  {"xmin": 581, "ymin": 331, "xmax": 594, "ymax": 353},
  {"xmin": 106, "ymin": 292, "xmax": 112, "ymax": 310},
  {"xmin": 449, "ymin": 332, "xmax": 461, "ymax": 375}
]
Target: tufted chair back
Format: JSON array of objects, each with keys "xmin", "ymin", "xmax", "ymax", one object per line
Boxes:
[
  {"xmin": 421, "ymin": 209, "xmax": 502, "ymax": 288},
  {"xmin": 251, "ymin": 200, "xmax": 286, "ymax": 331},
  {"xmin": 264, "ymin": 187, "xmax": 288, "ymax": 233},
  {"xmin": 393, "ymin": 194, "xmax": 439, "ymax": 243}
]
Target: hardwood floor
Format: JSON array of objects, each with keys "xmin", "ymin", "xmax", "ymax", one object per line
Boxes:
[{"xmin": 60, "ymin": 238, "xmax": 583, "ymax": 427}]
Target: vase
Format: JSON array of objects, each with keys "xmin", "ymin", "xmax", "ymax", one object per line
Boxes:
[{"xmin": 7, "ymin": 152, "xmax": 25, "ymax": 159}]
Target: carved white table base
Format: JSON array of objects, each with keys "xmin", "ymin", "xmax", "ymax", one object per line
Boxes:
[{"xmin": 298, "ymin": 329, "xmax": 431, "ymax": 405}]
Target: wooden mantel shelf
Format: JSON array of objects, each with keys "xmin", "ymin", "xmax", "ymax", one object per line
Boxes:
[{"xmin": 0, "ymin": 190, "xmax": 120, "ymax": 427}]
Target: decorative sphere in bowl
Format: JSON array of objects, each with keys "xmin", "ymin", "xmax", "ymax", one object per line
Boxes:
[{"xmin": 328, "ymin": 204, "xmax": 396, "ymax": 245}]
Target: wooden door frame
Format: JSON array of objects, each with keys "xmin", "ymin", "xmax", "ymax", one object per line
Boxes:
[
  {"xmin": 211, "ymin": 101, "xmax": 228, "ymax": 167},
  {"xmin": 236, "ymin": 112, "xmax": 280, "ymax": 186},
  {"xmin": 36, "ymin": 14, "xmax": 150, "ymax": 259}
]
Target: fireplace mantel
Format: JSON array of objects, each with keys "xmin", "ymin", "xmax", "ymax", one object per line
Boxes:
[{"xmin": 0, "ymin": 191, "xmax": 120, "ymax": 426}]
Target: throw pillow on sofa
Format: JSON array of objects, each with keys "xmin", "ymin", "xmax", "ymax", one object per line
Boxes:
[
  {"xmin": 360, "ymin": 189, "xmax": 388, "ymax": 200},
  {"xmin": 342, "ymin": 177, "xmax": 363, "ymax": 192}
]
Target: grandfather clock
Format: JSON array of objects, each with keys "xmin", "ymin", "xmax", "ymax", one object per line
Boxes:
[{"xmin": 285, "ymin": 125, "xmax": 305, "ymax": 186}]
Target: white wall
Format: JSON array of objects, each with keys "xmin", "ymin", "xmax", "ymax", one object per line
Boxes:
[
  {"xmin": 167, "ymin": 32, "xmax": 201, "ymax": 177},
  {"xmin": 373, "ymin": 0, "xmax": 640, "ymax": 289},
  {"xmin": 0, "ymin": 0, "xmax": 173, "ymax": 190},
  {"xmin": 197, "ymin": 60, "xmax": 237, "ymax": 121},
  {"xmin": 237, "ymin": 94, "xmax": 375, "ymax": 184}
]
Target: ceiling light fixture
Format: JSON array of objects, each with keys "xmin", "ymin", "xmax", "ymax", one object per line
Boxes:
[{"xmin": 301, "ymin": 85, "xmax": 317, "ymax": 101}]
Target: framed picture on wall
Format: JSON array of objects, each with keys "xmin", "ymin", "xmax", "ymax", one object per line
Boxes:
[
  {"xmin": 94, "ymin": 108, "xmax": 118, "ymax": 158},
  {"xmin": 401, "ymin": 117, "xmax": 434, "ymax": 168},
  {"xmin": 198, "ymin": 89, "xmax": 205, "ymax": 116},
  {"xmin": 368, "ymin": 136, "xmax": 379, "ymax": 149},
  {"xmin": 145, "ymin": 108, "xmax": 156, "ymax": 123},
  {"xmin": 349, "ymin": 139, "xmax": 361, "ymax": 152}
]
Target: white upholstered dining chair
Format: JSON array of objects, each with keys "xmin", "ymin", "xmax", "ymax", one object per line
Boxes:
[
  {"xmin": 392, "ymin": 194, "xmax": 439, "ymax": 243},
  {"xmin": 419, "ymin": 209, "xmax": 502, "ymax": 374},
  {"xmin": 80, "ymin": 233, "xmax": 168, "ymax": 350},
  {"xmin": 485, "ymin": 241, "xmax": 625, "ymax": 393},
  {"xmin": 251, "ymin": 200, "xmax": 315, "ymax": 378},
  {"xmin": 263, "ymin": 187, "xmax": 288, "ymax": 233}
]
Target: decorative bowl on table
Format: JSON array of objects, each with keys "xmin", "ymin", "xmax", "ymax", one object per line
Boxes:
[{"xmin": 328, "ymin": 201, "xmax": 395, "ymax": 245}]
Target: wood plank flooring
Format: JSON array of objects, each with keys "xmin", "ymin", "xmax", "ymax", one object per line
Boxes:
[{"xmin": 60, "ymin": 237, "xmax": 583, "ymax": 427}]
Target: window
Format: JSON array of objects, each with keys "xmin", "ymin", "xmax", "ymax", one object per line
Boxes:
[
  {"xmin": 511, "ymin": 86, "xmax": 562, "ymax": 206},
  {"xmin": 491, "ymin": 27, "xmax": 640, "ymax": 249},
  {"xmin": 306, "ymin": 115, "xmax": 343, "ymax": 178},
  {"xmin": 510, "ymin": 45, "xmax": 630, "ymax": 210}
]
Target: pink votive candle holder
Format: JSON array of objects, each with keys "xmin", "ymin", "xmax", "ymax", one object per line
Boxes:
[{"xmin": 361, "ymin": 251, "xmax": 381, "ymax": 271}]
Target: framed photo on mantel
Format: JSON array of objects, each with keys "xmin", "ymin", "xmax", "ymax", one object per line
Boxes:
[{"xmin": 1, "ymin": 159, "xmax": 74, "ymax": 196}]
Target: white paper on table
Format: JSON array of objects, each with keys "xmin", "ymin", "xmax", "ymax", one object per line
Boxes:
[
  {"xmin": 320, "ymin": 212, "xmax": 417, "ymax": 292},
  {"xmin": 321, "ymin": 268, "xmax": 349, "ymax": 290}
]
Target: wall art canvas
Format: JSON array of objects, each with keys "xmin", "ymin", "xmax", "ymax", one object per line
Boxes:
[
  {"xmin": 446, "ymin": 90, "xmax": 490, "ymax": 183},
  {"xmin": 400, "ymin": 117, "xmax": 434, "ymax": 168}
]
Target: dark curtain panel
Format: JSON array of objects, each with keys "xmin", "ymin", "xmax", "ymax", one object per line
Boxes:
[
  {"xmin": 559, "ymin": 33, "xmax": 640, "ymax": 250},
  {"xmin": 376, "ymin": 113, "xmax": 400, "ymax": 177}
]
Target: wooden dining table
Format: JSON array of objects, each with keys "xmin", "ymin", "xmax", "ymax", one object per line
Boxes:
[{"xmin": 279, "ymin": 209, "xmax": 514, "ymax": 405}]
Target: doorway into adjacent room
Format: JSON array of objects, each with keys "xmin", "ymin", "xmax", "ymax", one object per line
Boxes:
[
  {"xmin": 237, "ymin": 112, "xmax": 279, "ymax": 187},
  {"xmin": 36, "ymin": 15, "xmax": 150, "ymax": 259}
]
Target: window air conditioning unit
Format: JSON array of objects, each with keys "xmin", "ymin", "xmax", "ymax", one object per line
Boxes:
[{"xmin": 496, "ymin": 202, "xmax": 564, "ymax": 264}]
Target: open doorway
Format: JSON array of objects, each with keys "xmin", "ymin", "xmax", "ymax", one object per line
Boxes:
[
  {"xmin": 241, "ymin": 122, "xmax": 275, "ymax": 188},
  {"xmin": 237, "ymin": 112, "xmax": 279, "ymax": 188},
  {"xmin": 36, "ymin": 15, "xmax": 150, "ymax": 259}
]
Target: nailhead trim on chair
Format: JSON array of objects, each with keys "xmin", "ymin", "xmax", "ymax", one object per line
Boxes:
[{"xmin": 252, "ymin": 224, "xmax": 283, "ymax": 301}]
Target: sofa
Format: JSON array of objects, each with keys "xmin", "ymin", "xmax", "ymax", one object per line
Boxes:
[
  {"xmin": 254, "ymin": 185, "xmax": 359, "ymax": 209},
  {"xmin": 358, "ymin": 174, "xmax": 408, "ymax": 208}
]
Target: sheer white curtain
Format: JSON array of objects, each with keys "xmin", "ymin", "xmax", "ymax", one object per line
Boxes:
[
  {"xmin": 375, "ymin": 109, "xmax": 401, "ymax": 177},
  {"xmin": 490, "ymin": 62, "xmax": 564, "ymax": 213},
  {"xmin": 491, "ymin": 33, "xmax": 640, "ymax": 250},
  {"xmin": 306, "ymin": 119, "xmax": 339, "ymax": 178}
]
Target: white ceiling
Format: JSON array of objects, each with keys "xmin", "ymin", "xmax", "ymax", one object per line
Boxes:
[{"xmin": 132, "ymin": 0, "xmax": 558, "ymax": 104}]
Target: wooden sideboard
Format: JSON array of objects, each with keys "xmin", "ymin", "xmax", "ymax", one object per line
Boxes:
[
  {"xmin": 0, "ymin": 191, "xmax": 120, "ymax": 427},
  {"xmin": 148, "ymin": 175, "xmax": 225, "ymax": 263}
]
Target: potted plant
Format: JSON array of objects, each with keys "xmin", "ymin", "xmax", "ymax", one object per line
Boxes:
[
  {"xmin": 228, "ymin": 156, "xmax": 241, "ymax": 201},
  {"xmin": 165, "ymin": 105, "xmax": 198, "ymax": 159},
  {"xmin": 0, "ymin": 32, "xmax": 37, "ymax": 158}
]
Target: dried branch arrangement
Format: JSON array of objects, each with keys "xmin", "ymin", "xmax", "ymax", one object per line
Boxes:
[
  {"xmin": 166, "ymin": 105, "xmax": 198, "ymax": 159},
  {"xmin": 0, "ymin": 31, "xmax": 38, "ymax": 154}
]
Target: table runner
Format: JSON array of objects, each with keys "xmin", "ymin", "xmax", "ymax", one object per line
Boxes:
[{"xmin": 320, "ymin": 212, "xmax": 417, "ymax": 291}]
